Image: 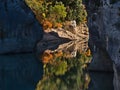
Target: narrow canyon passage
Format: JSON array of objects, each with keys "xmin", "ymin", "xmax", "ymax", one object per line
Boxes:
[{"xmin": 0, "ymin": 0, "xmax": 119, "ymax": 90}]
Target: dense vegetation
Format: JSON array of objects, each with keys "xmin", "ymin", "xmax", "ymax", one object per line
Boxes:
[
  {"xmin": 36, "ymin": 50, "xmax": 91, "ymax": 90},
  {"xmin": 25, "ymin": 0, "xmax": 87, "ymax": 29}
]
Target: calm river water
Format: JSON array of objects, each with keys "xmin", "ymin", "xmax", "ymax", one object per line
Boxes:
[{"xmin": 0, "ymin": 40, "xmax": 114, "ymax": 90}]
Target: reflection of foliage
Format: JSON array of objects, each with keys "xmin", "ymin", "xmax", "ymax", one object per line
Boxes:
[
  {"xmin": 36, "ymin": 51, "xmax": 91, "ymax": 90},
  {"xmin": 85, "ymin": 49, "xmax": 91, "ymax": 57},
  {"xmin": 41, "ymin": 50, "xmax": 63, "ymax": 64},
  {"xmin": 41, "ymin": 52, "xmax": 53, "ymax": 64},
  {"xmin": 44, "ymin": 60, "xmax": 68, "ymax": 76}
]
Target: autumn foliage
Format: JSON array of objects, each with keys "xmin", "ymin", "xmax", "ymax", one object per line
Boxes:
[
  {"xmin": 54, "ymin": 23, "xmax": 63, "ymax": 28},
  {"xmin": 42, "ymin": 20, "xmax": 53, "ymax": 30},
  {"xmin": 41, "ymin": 52, "xmax": 53, "ymax": 64},
  {"xmin": 41, "ymin": 50, "xmax": 63, "ymax": 64},
  {"xmin": 54, "ymin": 51, "xmax": 63, "ymax": 57},
  {"xmin": 85, "ymin": 49, "xmax": 91, "ymax": 57},
  {"xmin": 25, "ymin": 0, "xmax": 87, "ymax": 30}
]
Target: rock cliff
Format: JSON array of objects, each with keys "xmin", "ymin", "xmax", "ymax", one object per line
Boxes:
[
  {"xmin": 0, "ymin": 0, "xmax": 43, "ymax": 54},
  {"xmin": 85, "ymin": 0, "xmax": 120, "ymax": 90},
  {"xmin": 50, "ymin": 24, "xmax": 89, "ymax": 40}
]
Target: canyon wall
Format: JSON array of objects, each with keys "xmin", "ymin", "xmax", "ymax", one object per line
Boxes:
[
  {"xmin": 0, "ymin": 0, "xmax": 43, "ymax": 54},
  {"xmin": 86, "ymin": 0, "xmax": 120, "ymax": 90}
]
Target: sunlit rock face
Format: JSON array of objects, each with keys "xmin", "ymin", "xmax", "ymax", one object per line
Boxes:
[
  {"xmin": 85, "ymin": 0, "xmax": 120, "ymax": 90},
  {"xmin": 0, "ymin": 0, "xmax": 43, "ymax": 54},
  {"xmin": 50, "ymin": 24, "xmax": 89, "ymax": 40}
]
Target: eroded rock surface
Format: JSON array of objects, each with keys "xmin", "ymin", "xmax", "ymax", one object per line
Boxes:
[
  {"xmin": 86, "ymin": 0, "xmax": 120, "ymax": 90},
  {"xmin": 0, "ymin": 0, "xmax": 43, "ymax": 54}
]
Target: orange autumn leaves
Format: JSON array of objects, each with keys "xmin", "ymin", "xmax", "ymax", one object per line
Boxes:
[
  {"xmin": 41, "ymin": 49, "xmax": 91, "ymax": 64},
  {"xmin": 41, "ymin": 51, "xmax": 53, "ymax": 64},
  {"xmin": 42, "ymin": 20, "xmax": 63, "ymax": 30},
  {"xmin": 41, "ymin": 50, "xmax": 63, "ymax": 64}
]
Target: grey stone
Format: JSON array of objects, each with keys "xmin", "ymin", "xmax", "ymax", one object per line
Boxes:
[
  {"xmin": 86, "ymin": 0, "xmax": 120, "ymax": 90},
  {"xmin": 0, "ymin": 0, "xmax": 43, "ymax": 54}
]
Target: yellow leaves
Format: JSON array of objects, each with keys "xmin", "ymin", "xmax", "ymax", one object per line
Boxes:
[
  {"xmin": 85, "ymin": 49, "xmax": 91, "ymax": 57},
  {"xmin": 42, "ymin": 13, "xmax": 46, "ymax": 18}
]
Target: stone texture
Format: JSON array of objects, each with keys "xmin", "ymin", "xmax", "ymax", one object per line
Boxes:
[
  {"xmin": 0, "ymin": 0, "xmax": 43, "ymax": 54},
  {"xmin": 85, "ymin": 0, "xmax": 120, "ymax": 90},
  {"xmin": 36, "ymin": 25, "xmax": 89, "ymax": 55},
  {"xmin": 37, "ymin": 38, "xmax": 89, "ymax": 59},
  {"xmin": 50, "ymin": 24, "xmax": 89, "ymax": 40}
]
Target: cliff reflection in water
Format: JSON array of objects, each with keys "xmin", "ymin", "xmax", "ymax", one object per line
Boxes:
[
  {"xmin": 36, "ymin": 40, "xmax": 92, "ymax": 90},
  {"xmin": 0, "ymin": 54, "xmax": 43, "ymax": 90}
]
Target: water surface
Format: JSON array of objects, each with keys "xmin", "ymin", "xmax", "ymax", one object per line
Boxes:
[
  {"xmin": 0, "ymin": 40, "xmax": 114, "ymax": 90},
  {"xmin": 0, "ymin": 54, "xmax": 43, "ymax": 90}
]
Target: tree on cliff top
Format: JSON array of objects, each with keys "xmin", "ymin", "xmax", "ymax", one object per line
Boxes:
[{"xmin": 25, "ymin": 0, "xmax": 87, "ymax": 29}]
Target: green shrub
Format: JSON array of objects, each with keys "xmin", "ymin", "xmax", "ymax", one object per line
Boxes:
[{"xmin": 25, "ymin": 0, "xmax": 87, "ymax": 27}]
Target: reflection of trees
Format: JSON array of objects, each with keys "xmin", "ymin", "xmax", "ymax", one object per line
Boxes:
[{"xmin": 36, "ymin": 51, "xmax": 91, "ymax": 90}]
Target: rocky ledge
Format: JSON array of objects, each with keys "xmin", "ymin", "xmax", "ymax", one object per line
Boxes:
[{"xmin": 35, "ymin": 22, "xmax": 89, "ymax": 54}]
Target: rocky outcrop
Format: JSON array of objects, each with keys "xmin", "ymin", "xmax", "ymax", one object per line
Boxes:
[
  {"xmin": 37, "ymin": 39, "xmax": 89, "ymax": 55},
  {"xmin": 50, "ymin": 24, "xmax": 89, "ymax": 40},
  {"xmin": 85, "ymin": 0, "xmax": 120, "ymax": 90},
  {"xmin": 43, "ymin": 22, "xmax": 89, "ymax": 40},
  {"xmin": 36, "ymin": 24, "xmax": 89, "ymax": 55},
  {"xmin": 36, "ymin": 23, "xmax": 89, "ymax": 54},
  {"xmin": 0, "ymin": 0, "xmax": 43, "ymax": 54}
]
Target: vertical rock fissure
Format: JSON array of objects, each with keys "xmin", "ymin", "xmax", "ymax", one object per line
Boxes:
[{"xmin": 85, "ymin": 0, "xmax": 120, "ymax": 90}]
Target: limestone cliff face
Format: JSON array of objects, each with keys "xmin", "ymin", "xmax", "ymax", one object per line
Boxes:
[
  {"xmin": 50, "ymin": 24, "xmax": 89, "ymax": 40},
  {"xmin": 0, "ymin": 0, "xmax": 43, "ymax": 54},
  {"xmin": 86, "ymin": 0, "xmax": 120, "ymax": 90}
]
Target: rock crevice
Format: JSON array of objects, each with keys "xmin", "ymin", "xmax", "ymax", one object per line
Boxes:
[{"xmin": 86, "ymin": 0, "xmax": 120, "ymax": 90}]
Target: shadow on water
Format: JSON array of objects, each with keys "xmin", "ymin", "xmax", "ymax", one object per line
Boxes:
[
  {"xmin": 0, "ymin": 39, "xmax": 114, "ymax": 90},
  {"xmin": 88, "ymin": 72, "xmax": 114, "ymax": 90},
  {"xmin": 0, "ymin": 54, "xmax": 43, "ymax": 90},
  {"xmin": 36, "ymin": 39, "xmax": 91, "ymax": 90},
  {"xmin": 36, "ymin": 39, "xmax": 114, "ymax": 90}
]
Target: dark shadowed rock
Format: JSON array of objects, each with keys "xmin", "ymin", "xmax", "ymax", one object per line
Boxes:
[
  {"xmin": 86, "ymin": 0, "xmax": 120, "ymax": 90},
  {"xmin": 0, "ymin": 0, "xmax": 43, "ymax": 54}
]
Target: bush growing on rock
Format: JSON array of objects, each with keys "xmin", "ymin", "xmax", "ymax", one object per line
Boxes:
[
  {"xmin": 42, "ymin": 20, "xmax": 53, "ymax": 30},
  {"xmin": 25, "ymin": 0, "xmax": 66, "ymax": 29},
  {"xmin": 25, "ymin": 0, "xmax": 87, "ymax": 29}
]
